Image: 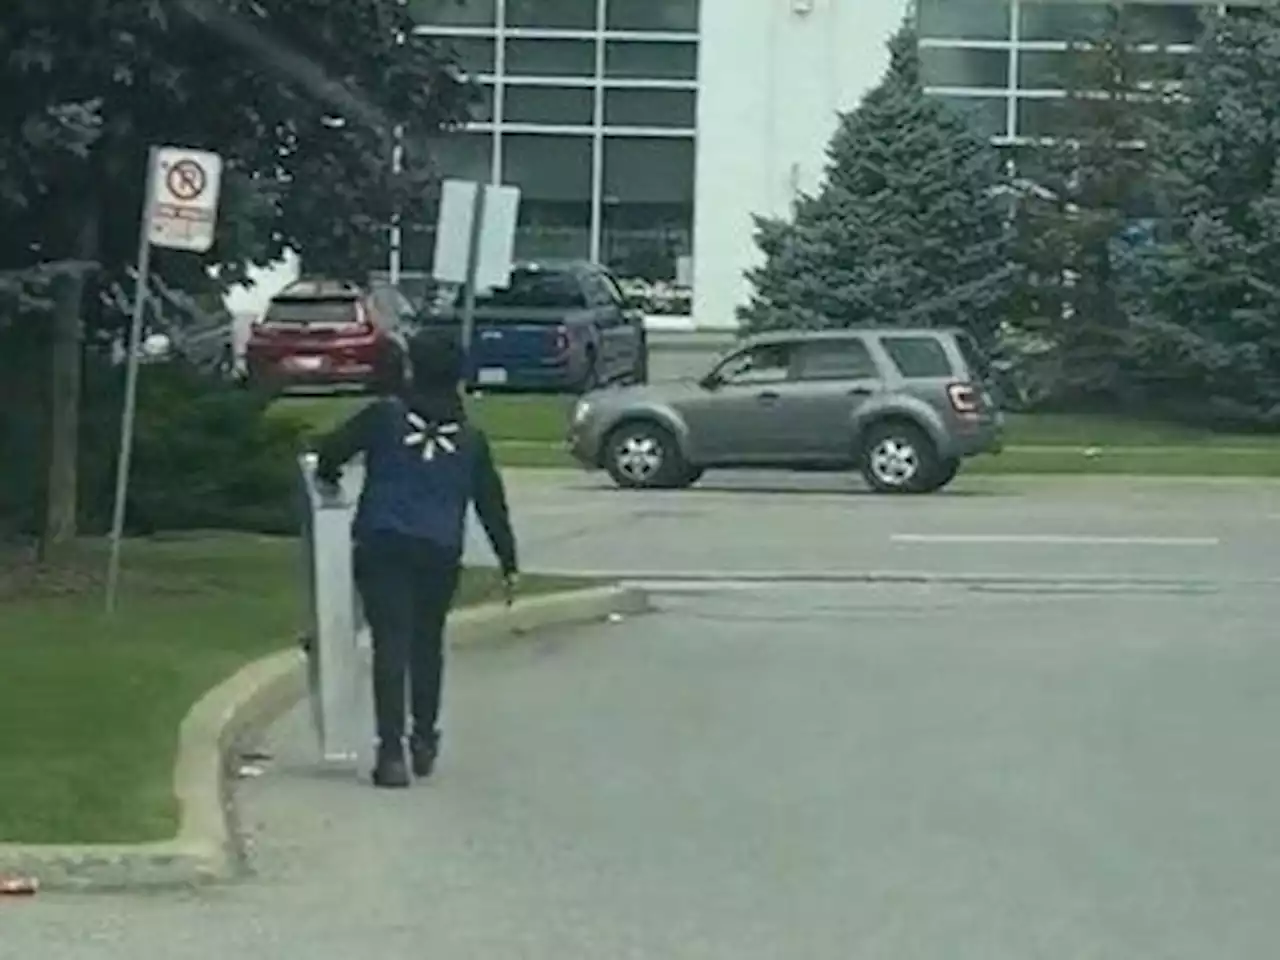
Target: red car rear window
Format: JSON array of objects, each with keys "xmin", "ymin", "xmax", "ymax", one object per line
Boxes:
[{"xmin": 263, "ymin": 297, "xmax": 360, "ymax": 326}]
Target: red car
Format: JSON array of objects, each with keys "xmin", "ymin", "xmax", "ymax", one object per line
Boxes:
[{"xmin": 244, "ymin": 278, "xmax": 409, "ymax": 392}]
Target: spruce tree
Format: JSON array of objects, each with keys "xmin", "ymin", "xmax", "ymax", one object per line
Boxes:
[
  {"xmin": 737, "ymin": 25, "xmax": 1019, "ymax": 347},
  {"xmin": 1010, "ymin": 2, "xmax": 1173, "ymax": 402},
  {"xmin": 1137, "ymin": 6, "xmax": 1280, "ymax": 423}
]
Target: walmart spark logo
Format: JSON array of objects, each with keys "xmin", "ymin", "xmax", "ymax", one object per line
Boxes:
[{"xmin": 404, "ymin": 413, "xmax": 461, "ymax": 461}]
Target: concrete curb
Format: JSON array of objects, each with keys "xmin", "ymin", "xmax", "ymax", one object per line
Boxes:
[{"xmin": 0, "ymin": 584, "xmax": 650, "ymax": 892}]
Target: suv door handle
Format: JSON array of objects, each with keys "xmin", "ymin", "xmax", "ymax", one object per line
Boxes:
[
  {"xmin": 847, "ymin": 387, "xmax": 873, "ymax": 397},
  {"xmin": 756, "ymin": 390, "xmax": 781, "ymax": 403}
]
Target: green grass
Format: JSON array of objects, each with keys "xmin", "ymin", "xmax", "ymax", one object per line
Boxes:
[
  {"xmin": 271, "ymin": 396, "xmax": 1280, "ymax": 476},
  {"xmin": 273, "ymin": 394, "xmax": 571, "ymax": 446},
  {"xmin": 0, "ymin": 536, "xmax": 590, "ymax": 845},
  {"xmin": 1002, "ymin": 413, "xmax": 1280, "ymax": 449}
]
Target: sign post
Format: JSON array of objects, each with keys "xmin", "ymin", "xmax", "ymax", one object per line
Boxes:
[
  {"xmin": 105, "ymin": 146, "xmax": 223, "ymax": 613},
  {"xmin": 431, "ymin": 179, "xmax": 520, "ymax": 387}
]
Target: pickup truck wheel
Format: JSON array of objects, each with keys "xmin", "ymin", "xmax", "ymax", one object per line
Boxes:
[
  {"xmin": 604, "ymin": 421, "xmax": 687, "ymax": 490},
  {"xmin": 859, "ymin": 421, "xmax": 938, "ymax": 494}
]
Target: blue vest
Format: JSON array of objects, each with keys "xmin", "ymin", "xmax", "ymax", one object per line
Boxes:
[{"xmin": 352, "ymin": 397, "xmax": 478, "ymax": 553}]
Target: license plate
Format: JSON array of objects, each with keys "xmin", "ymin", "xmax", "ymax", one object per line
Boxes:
[
  {"xmin": 477, "ymin": 367, "xmax": 508, "ymax": 385},
  {"xmin": 287, "ymin": 355, "xmax": 324, "ymax": 371}
]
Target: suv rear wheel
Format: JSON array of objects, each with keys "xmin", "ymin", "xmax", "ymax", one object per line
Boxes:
[
  {"xmin": 918, "ymin": 457, "xmax": 960, "ymax": 493},
  {"xmin": 604, "ymin": 421, "xmax": 694, "ymax": 489},
  {"xmin": 859, "ymin": 421, "xmax": 939, "ymax": 494}
]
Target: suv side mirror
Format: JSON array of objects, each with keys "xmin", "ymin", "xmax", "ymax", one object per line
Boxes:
[{"xmin": 699, "ymin": 371, "xmax": 722, "ymax": 391}]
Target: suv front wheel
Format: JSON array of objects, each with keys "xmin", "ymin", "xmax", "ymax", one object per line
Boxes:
[
  {"xmin": 859, "ymin": 421, "xmax": 940, "ymax": 494},
  {"xmin": 604, "ymin": 421, "xmax": 697, "ymax": 490}
]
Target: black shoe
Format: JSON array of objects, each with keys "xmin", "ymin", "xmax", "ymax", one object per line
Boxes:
[
  {"xmin": 409, "ymin": 734, "xmax": 439, "ymax": 779},
  {"xmin": 372, "ymin": 745, "xmax": 410, "ymax": 789}
]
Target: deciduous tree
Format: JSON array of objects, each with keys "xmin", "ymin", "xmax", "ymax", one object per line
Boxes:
[{"xmin": 0, "ymin": 0, "xmax": 471, "ymax": 551}]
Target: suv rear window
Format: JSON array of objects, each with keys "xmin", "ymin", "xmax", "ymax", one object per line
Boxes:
[
  {"xmin": 879, "ymin": 335, "xmax": 956, "ymax": 378},
  {"xmin": 263, "ymin": 297, "xmax": 360, "ymax": 326},
  {"xmin": 794, "ymin": 340, "xmax": 879, "ymax": 380}
]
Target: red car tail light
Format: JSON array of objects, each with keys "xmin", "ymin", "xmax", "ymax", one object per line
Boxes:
[{"xmin": 947, "ymin": 382, "xmax": 980, "ymax": 415}]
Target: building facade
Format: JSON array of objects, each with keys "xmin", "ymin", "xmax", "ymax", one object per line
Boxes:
[
  {"xmin": 410, "ymin": 0, "xmax": 906, "ymax": 329},
  {"xmin": 915, "ymin": 0, "xmax": 1225, "ymax": 146},
  {"xmin": 232, "ymin": 1, "xmax": 1241, "ymax": 329}
]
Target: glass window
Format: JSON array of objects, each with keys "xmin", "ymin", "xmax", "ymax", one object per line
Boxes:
[
  {"xmin": 475, "ymin": 267, "xmax": 587, "ymax": 308},
  {"xmin": 1133, "ymin": 48, "xmax": 1190, "ymax": 88},
  {"xmin": 1020, "ymin": 48, "xmax": 1186, "ymax": 94},
  {"xmin": 602, "ymin": 137, "xmax": 694, "ymax": 282},
  {"xmin": 795, "ymin": 340, "xmax": 878, "ymax": 381},
  {"xmin": 605, "ymin": 40, "xmax": 698, "ymax": 80},
  {"xmin": 1015, "ymin": 96, "xmax": 1078, "ymax": 139},
  {"xmin": 1019, "ymin": 2, "xmax": 1107, "ymax": 42},
  {"xmin": 936, "ymin": 94, "xmax": 1009, "ymax": 139},
  {"xmin": 437, "ymin": 37, "xmax": 495, "ymax": 75},
  {"xmin": 504, "ymin": 85, "xmax": 594, "ymax": 125},
  {"xmin": 1124, "ymin": 4, "xmax": 1202, "ymax": 45},
  {"xmin": 411, "ymin": 133, "xmax": 495, "ymax": 270},
  {"xmin": 917, "ymin": 0, "xmax": 1011, "ymax": 40},
  {"xmin": 429, "ymin": 131, "xmax": 493, "ymax": 181},
  {"xmin": 879, "ymin": 336, "xmax": 955, "ymax": 378},
  {"xmin": 504, "ymin": 39, "xmax": 596, "ymax": 76},
  {"xmin": 716, "ymin": 344, "xmax": 793, "ymax": 386},
  {"xmin": 410, "ymin": 0, "xmax": 495, "ymax": 27},
  {"xmin": 606, "ymin": 0, "xmax": 699, "ymax": 33},
  {"xmin": 505, "ymin": 0, "xmax": 597, "ymax": 30},
  {"xmin": 502, "ymin": 134, "xmax": 593, "ymax": 259},
  {"xmin": 604, "ymin": 89, "xmax": 697, "ymax": 128},
  {"xmin": 1018, "ymin": 51, "xmax": 1070, "ymax": 91},
  {"xmin": 920, "ymin": 47, "xmax": 1010, "ymax": 89},
  {"xmin": 469, "ymin": 82, "xmax": 495, "ymax": 122},
  {"xmin": 263, "ymin": 296, "xmax": 359, "ymax": 328}
]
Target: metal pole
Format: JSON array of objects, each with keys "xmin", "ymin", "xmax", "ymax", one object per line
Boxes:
[
  {"xmin": 458, "ymin": 182, "xmax": 488, "ymax": 391},
  {"xmin": 390, "ymin": 124, "xmax": 404, "ymax": 287},
  {"xmin": 106, "ymin": 146, "xmax": 158, "ymax": 613},
  {"xmin": 389, "ymin": 8, "xmax": 407, "ymax": 287}
]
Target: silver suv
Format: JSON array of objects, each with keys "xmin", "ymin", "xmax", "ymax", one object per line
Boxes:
[{"xmin": 567, "ymin": 328, "xmax": 1004, "ymax": 493}]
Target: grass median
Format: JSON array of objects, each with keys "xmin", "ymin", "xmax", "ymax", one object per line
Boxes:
[
  {"xmin": 0, "ymin": 536, "xmax": 589, "ymax": 845},
  {"xmin": 271, "ymin": 396, "xmax": 1280, "ymax": 476}
]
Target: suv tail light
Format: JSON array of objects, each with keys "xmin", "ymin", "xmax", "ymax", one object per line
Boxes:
[{"xmin": 947, "ymin": 382, "xmax": 981, "ymax": 415}]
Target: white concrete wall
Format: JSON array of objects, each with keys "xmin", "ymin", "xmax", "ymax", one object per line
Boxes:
[{"xmin": 692, "ymin": 0, "xmax": 907, "ymax": 329}]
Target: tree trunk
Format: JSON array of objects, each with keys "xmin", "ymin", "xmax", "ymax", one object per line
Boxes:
[{"xmin": 40, "ymin": 207, "xmax": 100, "ymax": 559}]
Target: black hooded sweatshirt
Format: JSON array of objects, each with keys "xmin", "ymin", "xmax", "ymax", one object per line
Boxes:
[{"xmin": 314, "ymin": 388, "xmax": 517, "ymax": 575}]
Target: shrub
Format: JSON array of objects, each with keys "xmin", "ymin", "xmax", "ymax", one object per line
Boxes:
[{"xmin": 1, "ymin": 348, "xmax": 308, "ymax": 538}]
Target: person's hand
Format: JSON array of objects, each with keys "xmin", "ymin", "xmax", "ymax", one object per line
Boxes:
[{"xmin": 502, "ymin": 571, "xmax": 519, "ymax": 607}]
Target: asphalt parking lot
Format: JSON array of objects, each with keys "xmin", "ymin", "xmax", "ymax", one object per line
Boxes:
[
  {"xmin": 496, "ymin": 471, "xmax": 1280, "ymax": 589},
  {"xmin": 7, "ymin": 474, "xmax": 1280, "ymax": 959}
]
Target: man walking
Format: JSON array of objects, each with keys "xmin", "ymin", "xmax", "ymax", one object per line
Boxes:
[{"xmin": 315, "ymin": 329, "xmax": 518, "ymax": 788}]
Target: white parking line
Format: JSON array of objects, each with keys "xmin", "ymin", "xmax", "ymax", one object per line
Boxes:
[{"xmin": 890, "ymin": 534, "xmax": 1220, "ymax": 547}]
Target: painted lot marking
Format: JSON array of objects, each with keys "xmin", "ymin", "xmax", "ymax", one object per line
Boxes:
[{"xmin": 890, "ymin": 534, "xmax": 1221, "ymax": 547}]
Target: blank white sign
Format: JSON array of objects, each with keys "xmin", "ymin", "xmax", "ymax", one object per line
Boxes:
[{"xmin": 432, "ymin": 180, "xmax": 521, "ymax": 292}]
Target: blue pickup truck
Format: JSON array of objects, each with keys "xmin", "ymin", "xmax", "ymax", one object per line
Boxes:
[{"xmin": 418, "ymin": 260, "xmax": 649, "ymax": 392}]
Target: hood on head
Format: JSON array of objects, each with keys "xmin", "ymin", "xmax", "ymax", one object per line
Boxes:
[{"xmin": 403, "ymin": 388, "xmax": 466, "ymax": 424}]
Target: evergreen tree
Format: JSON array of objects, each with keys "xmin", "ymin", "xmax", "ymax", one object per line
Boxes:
[
  {"xmin": 737, "ymin": 25, "xmax": 1019, "ymax": 347},
  {"xmin": 1137, "ymin": 6, "xmax": 1280, "ymax": 424},
  {"xmin": 1009, "ymin": 2, "xmax": 1176, "ymax": 403}
]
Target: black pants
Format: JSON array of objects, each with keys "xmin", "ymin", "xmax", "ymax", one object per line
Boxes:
[{"xmin": 354, "ymin": 531, "xmax": 461, "ymax": 749}]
